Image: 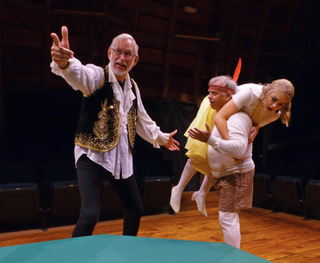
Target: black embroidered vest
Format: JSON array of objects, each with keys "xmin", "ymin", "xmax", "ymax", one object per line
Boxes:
[{"xmin": 75, "ymin": 66, "xmax": 138, "ymax": 152}]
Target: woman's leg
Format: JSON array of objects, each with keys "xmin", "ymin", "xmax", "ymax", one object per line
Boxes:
[
  {"xmin": 72, "ymin": 155, "xmax": 105, "ymax": 237},
  {"xmin": 170, "ymin": 160, "xmax": 196, "ymax": 213},
  {"xmin": 191, "ymin": 175, "xmax": 213, "ymax": 217}
]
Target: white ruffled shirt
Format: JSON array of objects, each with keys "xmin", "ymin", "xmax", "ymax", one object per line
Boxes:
[{"xmin": 51, "ymin": 58, "xmax": 169, "ymax": 179}]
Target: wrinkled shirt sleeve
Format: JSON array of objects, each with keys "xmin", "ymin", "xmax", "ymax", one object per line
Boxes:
[
  {"xmin": 50, "ymin": 58, "xmax": 104, "ymax": 96},
  {"xmin": 134, "ymin": 86, "xmax": 169, "ymax": 148},
  {"xmin": 207, "ymin": 113, "xmax": 251, "ymax": 158}
]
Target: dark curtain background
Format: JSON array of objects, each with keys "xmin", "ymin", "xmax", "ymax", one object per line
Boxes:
[
  {"xmin": 2, "ymin": 87, "xmax": 319, "ymax": 191},
  {"xmin": 0, "ymin": 89, "xmax": 200, "ymax": 190},
  {"xmin": 134, "ymin": 98, "xmax": 200, "ymax": 190}
]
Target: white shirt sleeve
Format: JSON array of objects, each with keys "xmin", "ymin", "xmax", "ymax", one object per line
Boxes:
[
  {"xmin": 207, "ymin": 112, "xmax": 252, "ymax": 158},
  {"xmin": 50, "ymin": 58, "xmax": 104, "ymax": 96},
  {"xmin": 134, "ymin": 86, "xmax": 169, "ymax": 148}
]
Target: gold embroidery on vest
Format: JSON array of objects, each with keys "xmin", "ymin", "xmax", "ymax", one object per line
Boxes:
[
  {"xmin": 127, "ymin": 105, "xmax": 137, "ymax": 148},
  {"xmin": 75, "ymin": 67, "xmax": 138, "ymax": 151},
  {"xmin": 75, "ymin": 98, "xmax": 121, "ymax": 152},
  {"xmin": 127, "ymin": 79, "xmax": 138, "ymax": 148}
]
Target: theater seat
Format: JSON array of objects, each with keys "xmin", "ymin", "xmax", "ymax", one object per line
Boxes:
[
  {"xmin": 305, "ymin": 179, "xmax": 320, "ymax": 220},
  {"xmin": 42, "ymin": 180, "xmax": 81, "ymax": 229},
  {"xmin": 273, "ymin": 176, "xmax": 305, "ymax": 216},
  {"xmin": 253, "ymin": 173, "xmax": 273, "ymax": 209},
  {"xmin": 49, "ymin": 180, "xmax": 81, "ymax": 218},
  {"xmin": 0, "ymin": 183, "xmax": 40, "ymax": 222},
  {"xmin": 140, "ymin": 176, "xmax": 172, "ymax": 215}
]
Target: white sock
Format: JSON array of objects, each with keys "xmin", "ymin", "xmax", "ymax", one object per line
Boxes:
[{"xmin": 219, "ymin": 211, "xmax": 241, "ymax": 249}]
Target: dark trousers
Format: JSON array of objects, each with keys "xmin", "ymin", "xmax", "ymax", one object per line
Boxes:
[{"xmin": 72, "ymin": 155, "xmax": 143, "ymax": 237}]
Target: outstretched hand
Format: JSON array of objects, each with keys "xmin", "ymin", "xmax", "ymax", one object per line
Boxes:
[
  {"xmin": 163, "ymin": 130, "xmax": 180, "ymax": 151},
  {"xmin": 188, "ymin": 123, "xmax": 211, "ymax": 143},
  {"xmin": 50, "ymin": 26, "xmax": 74, "ymax": 68}
]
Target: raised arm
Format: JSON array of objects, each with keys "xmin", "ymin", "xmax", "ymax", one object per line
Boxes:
[
  {"xmin": 213, "ymin": 99, "xmax": 239, "ymax": 140},
  {"xmin": 50, "ymin": 26, "xmax": 74, "ymax": 69}
]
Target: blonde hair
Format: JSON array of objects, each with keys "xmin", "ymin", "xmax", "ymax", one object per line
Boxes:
[{"xmin": 260, "ymin": 79, "xmax": 295, "ymax": 127}]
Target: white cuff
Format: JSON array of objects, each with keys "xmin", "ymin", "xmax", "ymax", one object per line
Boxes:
[
  {"xmin": 50, "ymin": 58, "xmax": 74, "ymax": 76},
  {"xmin": 207, "ymin": 135, "xmax": 220, "ymax": 149},
  {"xmin": 156, "ymin": 131, "xmax": 169, "ymax": 146}
]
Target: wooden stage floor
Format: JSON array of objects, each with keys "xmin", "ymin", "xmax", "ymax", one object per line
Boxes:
[{"xmin": 1, "ymin": 191, "xmax": 320, "ymax": 262}]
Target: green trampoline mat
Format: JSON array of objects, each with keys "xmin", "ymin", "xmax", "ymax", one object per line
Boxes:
[{"xmin": 0, "ymin": 234, "xmax": 271, "ymax": 263}]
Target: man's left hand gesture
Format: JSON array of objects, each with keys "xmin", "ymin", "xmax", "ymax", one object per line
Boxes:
[{"xmin": 188, "ymin": 123, "xmax": 211, "ymax": 143}]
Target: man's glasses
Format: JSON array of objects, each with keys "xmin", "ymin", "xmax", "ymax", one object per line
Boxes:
[{"xmin": 111, "ymin": 48, "xmax": 135, "ymax": 59}]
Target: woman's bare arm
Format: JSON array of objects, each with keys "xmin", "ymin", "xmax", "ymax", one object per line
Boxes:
[{"xmin": 214, "ymin": 99, "xmax": 239, "ymax": 140}]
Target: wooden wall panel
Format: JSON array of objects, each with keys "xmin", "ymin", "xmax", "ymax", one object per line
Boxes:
[
  {"xmin": 3, "ymin": 26, "xmax": 44, "ymax": 49},
  {"xmin": 1, "ymin": 4, "xmax": 45, "ymax": 29},
  {"xmin": 136, "ymin": 31, "xmax": 167, "ymax": 50},
  {"xmin": 139, "ymin": 48, "xmax": 165, "ymax": 64},
  {"xmin": 170, "ymin": 52, "xmax": 197, "ymax": 69},
  {"xmin": 139, "ymin": 0, "xmax": 171, "ymax": 19},
  {"xmin": 51, "ymin": 0, "xmax": 104, "ymax": 12},
  {"xmin": 1, "ymin": 3, "xmax": 47, "ymax": 90},
  {"xmin": 171, "ymin": 38, "xmax": 200, "ymax": 54},
  {"xmin": 138, "ymin": 15, "xmax": 170, "ymax": 35}
]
